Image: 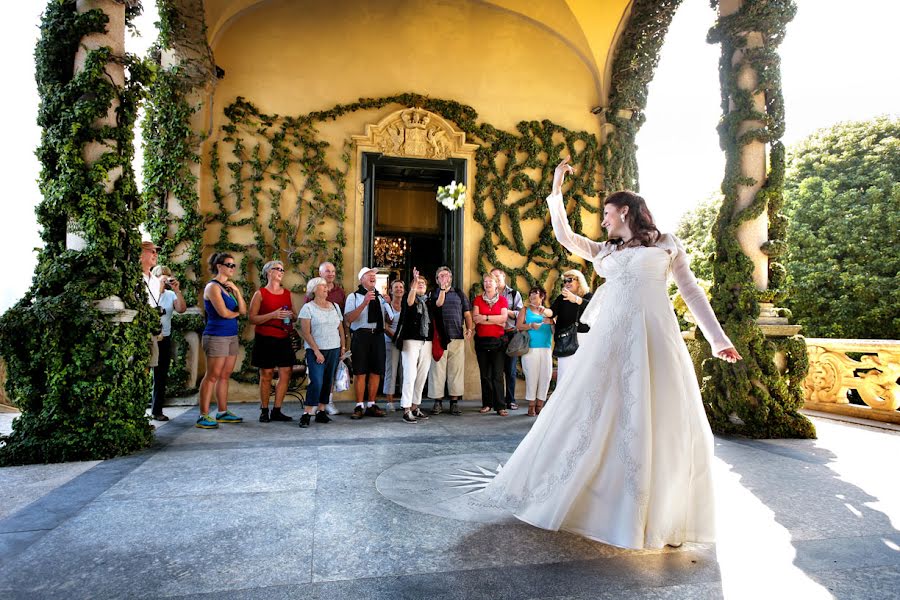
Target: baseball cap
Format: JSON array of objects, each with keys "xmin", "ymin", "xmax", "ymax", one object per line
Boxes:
[{"xmin": 357, "ymin": 266, "xmax": 378, "ymax": 281}]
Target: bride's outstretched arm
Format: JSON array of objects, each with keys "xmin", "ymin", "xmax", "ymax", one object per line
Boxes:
[
  {"xmin": 669, "ymin": 235, "xmax": 741, "ymax": 362},
  {"xmin": 547, "ymin": 157, "xmax": 603, "ymax": 261}
]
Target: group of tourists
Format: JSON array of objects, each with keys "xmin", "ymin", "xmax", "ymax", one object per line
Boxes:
[{"xmin": 143, "ymin": 240, "xmax": 594, "ymax": 429}]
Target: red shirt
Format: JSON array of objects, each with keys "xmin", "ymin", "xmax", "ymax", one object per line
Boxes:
[
  {"xmin": 256, "ymin": 286, "xmax": 293, "ymax": 339},
  {"xmin": 472, "ymin": 295, "xmax": 508, "ymax": 338}
]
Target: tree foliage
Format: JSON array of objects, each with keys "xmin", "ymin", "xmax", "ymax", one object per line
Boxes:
[
  {"xmin": 674, "ymin": 192, "xmax": 721, "ymax": 282},
  {"xmin": 783, "ymin": 116, "xmax": 900, "ymax": 340}
]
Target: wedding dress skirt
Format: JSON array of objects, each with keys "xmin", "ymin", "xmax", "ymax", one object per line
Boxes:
[{"xmin": 476, "ymin": 194, "xmax": 734, "ymax": 550}]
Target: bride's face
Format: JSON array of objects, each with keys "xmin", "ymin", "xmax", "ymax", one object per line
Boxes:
[{"xmin": 602, "ymin": 204, "xmax": 628, "ymax": 238}]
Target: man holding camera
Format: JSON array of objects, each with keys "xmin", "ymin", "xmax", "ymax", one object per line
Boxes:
[
  {"xmin": 141, "ymin": 240, "xmax": 186, "ymax": 421},
  {"xmin": 141, "ymin": 240, "xmax": 165, "ymax": 367}
]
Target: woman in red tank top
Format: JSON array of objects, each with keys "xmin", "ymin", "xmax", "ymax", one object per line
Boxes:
[{"xmin": 248, "ymin": 260, "xmax": 297, "ymax": 422}]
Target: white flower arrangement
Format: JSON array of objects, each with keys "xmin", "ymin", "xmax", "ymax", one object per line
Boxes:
[{"xmin": 436, "ymin": 180, "xmax": 466, "ymax": 211}]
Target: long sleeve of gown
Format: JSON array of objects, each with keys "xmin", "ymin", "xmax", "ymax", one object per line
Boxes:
[
  {"xmin": 547, "ymin": 191, "xmax": 603, "ymax": 261},
  {"xmin": 669, "ymin": 235, "xmax": 734, "ymax": 355}
]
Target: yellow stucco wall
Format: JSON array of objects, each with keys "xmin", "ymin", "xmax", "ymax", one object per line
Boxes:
[{"xmin": 203, "ymin": 0, "xmax": 605, "ymax": 290}]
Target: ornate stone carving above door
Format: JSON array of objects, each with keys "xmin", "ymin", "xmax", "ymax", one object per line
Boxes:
[{"xmin": 352, "ymin": 108, "xmax": 477, "ymax": 160}]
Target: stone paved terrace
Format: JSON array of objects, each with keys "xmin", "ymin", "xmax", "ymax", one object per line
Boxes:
[{"xmin": 1, "ymin": 402, "xmax": 899, "ymax": 600}]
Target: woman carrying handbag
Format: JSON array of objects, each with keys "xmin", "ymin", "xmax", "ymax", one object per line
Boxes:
[
  {"xmin": 472, "ymin": 272, "xmax": 509, "ymax": 416},
  {"xmin": 550, "ymin": 269, "xmax": 593, "ymax": 387}
]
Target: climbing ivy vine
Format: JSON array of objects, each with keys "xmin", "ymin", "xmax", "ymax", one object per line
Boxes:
[
  {"xmin": 702, "ymin": 0, "xmax": 814, "ymax": 438},
  {"xmin": 601, "ymin": 0, "xmax": 683, "ymax": 193},
  {"xmin": 142, "ymin": 0, "xmax": 215, "ymax": 396}
]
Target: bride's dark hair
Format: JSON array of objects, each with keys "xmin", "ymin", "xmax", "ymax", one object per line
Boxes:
[{"xmin": 604, "ymin": 190, "xmax": 661, "ymax": 247}]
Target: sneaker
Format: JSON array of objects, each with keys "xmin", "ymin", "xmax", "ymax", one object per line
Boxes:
[
  {"xmin": 259, "ymin": 408, "xmax": 270, "ymax": 423},
  {"xmin": 195, "ymin": 414, "xmax": 218, "ymax": 429},
  {"xmin": 314, "ymin": 410, "xmax": 332, "ymax": 424},
  {"xmin": 270, "ymin": 407, "xmax": 293, "ymax": 422},
  {"xmin": 402, "ymin": 411, "xmax": 418, "ymax": 424},
  {"xmin": 351, "ymin": 405, "xmax": 365, "ymax": 420},
  {"xmin": 431, "ymin": 400, "xmax": 443, "ymax": 415},
  {"xmin": 449, "ymin": 400, "xmax": 461, "ymax": 416},
  {"xmin": 299, "ymin": 413, "xmax": 311, "ymax": 428},
  {"xmin": 412, "ymin": 407, "xmax": 430, "ymax": 420},
  {"xmin": 215, "ymin": 410, "xmax": 243, "ymax": 424},
  {"xmin": 364, "ymin": 404, "xmax": 386, "ymax": 418},
  {"xmin": 152, "ymin": 413, "xmax": 170, "ymax": 422},
  {"xmin": 325, "ymin": 402, "xmax": 341, "ymax": 416}
]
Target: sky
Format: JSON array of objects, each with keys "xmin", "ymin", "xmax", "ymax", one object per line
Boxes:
[{"xmin": 0, "ymin": 0, "xmax": 897, "ymax": 313}]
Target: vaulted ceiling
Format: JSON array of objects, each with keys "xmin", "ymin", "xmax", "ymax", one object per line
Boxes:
[{"xmin": 201, "ymin": 0, "xmax": 633, "ymax": 100}]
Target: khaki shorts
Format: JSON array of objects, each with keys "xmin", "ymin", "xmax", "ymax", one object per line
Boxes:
[
  {"xmin": 202, "ymin": 334, "xmax": 240, "ymax": 357},
  {"xmin": 149, "ymin": 336, "xmax": 160, "ymax": 368}
]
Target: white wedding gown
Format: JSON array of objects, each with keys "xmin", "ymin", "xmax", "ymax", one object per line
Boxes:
[{"xmin": 475, "ymin": 192, "xmax": 734, "ymax": 550}]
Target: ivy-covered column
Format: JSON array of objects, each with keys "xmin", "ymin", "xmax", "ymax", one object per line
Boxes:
[
  {"xmin": 703, "ymin": 0, "xmax": 814, "ymax": 438},
  {"xmin": 143, "ymin": 0, "xmax": 216, "ymax": 396},
  {"xmin": 600, "ymin": 0, "xmax": 683, "ymax": 193},
  {"xmin": 0, "ymin": 0, "xmax": 154, "ymax": 464}
]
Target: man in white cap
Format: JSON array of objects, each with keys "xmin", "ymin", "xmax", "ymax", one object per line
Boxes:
[
  {"xmin": 344, "ymin": 266, "xmax": 389, "ymax": 419},
  {"xmin": 141, "ymin": 240, "xmax": 164, "ymax": 371}
]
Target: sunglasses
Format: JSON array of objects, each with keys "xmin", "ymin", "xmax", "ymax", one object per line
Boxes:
[
  {"xmin": 563, "ymin": 277, "xmax": 574, "ymax": 283},
  {"xmin": 270, "ymin": 267, "xmax": 285, "ymax": 272},
  {"xmin": 221, "ymin": 263, "xmax": 237, "ymax": 269}
]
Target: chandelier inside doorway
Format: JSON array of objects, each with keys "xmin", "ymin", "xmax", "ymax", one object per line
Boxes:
[{"xmin": 374, "ymin": 236, "xmax": 408, "ymax": 269}]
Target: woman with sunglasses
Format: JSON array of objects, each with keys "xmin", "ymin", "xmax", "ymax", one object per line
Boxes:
[
  {"xmin": 197, "ymin": 252, "xmax": 247, "ymax": 429},
  {"xmin": 549, "ymin": 269, "xmax": 592, "ymax": 387},
  {"xmin": 248, "ymin": 260, "xmax": 296, "ymax": 423}
]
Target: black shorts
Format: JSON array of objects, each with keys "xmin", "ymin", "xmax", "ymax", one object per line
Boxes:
[
  {"xmin": 251, "ymin": 333, "xmax": 296, "ymax": 369},
  {"xmin": 350, "ymin": 329, "xmax": 386, "ymax": 376}
]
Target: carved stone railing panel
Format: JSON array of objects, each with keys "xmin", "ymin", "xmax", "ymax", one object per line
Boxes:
[{"xmin": 803, "ymin": 338, "xmax": 900, "ymax": 424}]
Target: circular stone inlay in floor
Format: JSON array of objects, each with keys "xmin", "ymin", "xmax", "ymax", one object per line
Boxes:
[{"xmin": 375, "ymin": 452, "xmax": 516, "ymax": 523}]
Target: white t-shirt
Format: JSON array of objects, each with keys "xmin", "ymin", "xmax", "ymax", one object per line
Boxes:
[
  {"xmin": 143, "ymin": 273, "xmax": 163, "ymax": 307},
  {"xmin": 384, "ymin": 302, "xmax": 401, "ymax": 343},
  {"xmin": 159, "ymin": 290, "xmax": 177, "ymax": 337},
  {"xmin": 298, "ymin": 301, "xmax": 343, "ymax": 351}
]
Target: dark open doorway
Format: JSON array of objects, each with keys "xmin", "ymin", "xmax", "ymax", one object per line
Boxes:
[{"xmin": 361, "ymin": 153, "xmax": 466, "ymax": 289}]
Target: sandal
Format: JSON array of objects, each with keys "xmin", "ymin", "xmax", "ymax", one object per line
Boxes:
[
  {"xmin": 497, "ymin": 409, "xmax": 509, "ymax": 417},
  {"xmin": 478, "ymin": 407, "xmax": 492, "ymax": 414},
  {"xmin": 527, "ymin": 402, "xmax": 536, "ymax": 417},
  {"xmin": 536, "ymin": 400, "xmax": 544, "ymax": 415}
]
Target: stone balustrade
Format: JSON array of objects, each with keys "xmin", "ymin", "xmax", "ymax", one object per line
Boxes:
[{"xmin": 803, "ymin": 338, "xmax": 900, "ymax": 424}]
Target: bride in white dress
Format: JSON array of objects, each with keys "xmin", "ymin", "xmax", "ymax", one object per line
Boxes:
[{"xmin": 477, "ymin": 157, "xmax": 742, "ymax": 550}]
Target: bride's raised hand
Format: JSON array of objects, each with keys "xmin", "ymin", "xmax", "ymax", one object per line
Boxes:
[
  {"xmin": 551, "ymin": 156, "xmax": 575, "ymax": 195},
  {"xmin": 717, "ymin": 347, "xmax": 742, "ymax": 363}
]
